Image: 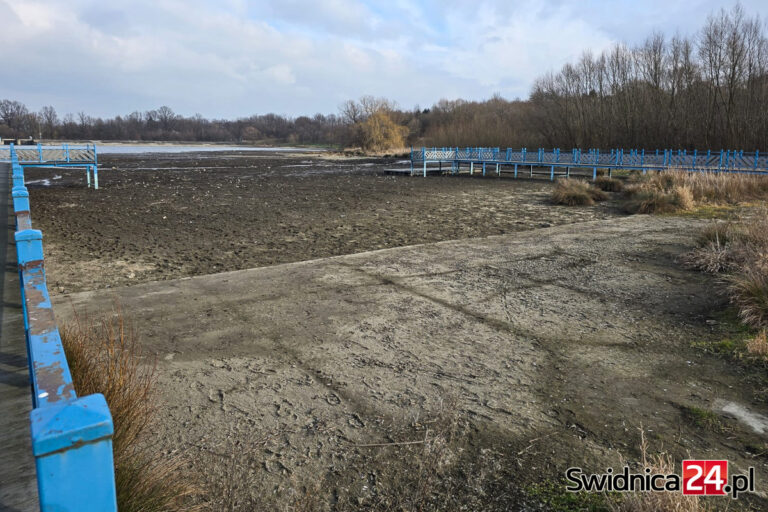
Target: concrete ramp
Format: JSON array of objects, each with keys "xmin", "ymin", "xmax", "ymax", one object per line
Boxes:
[{"xmin": 51, "ymin": 215, "xmax": 768, "ymax": 494}]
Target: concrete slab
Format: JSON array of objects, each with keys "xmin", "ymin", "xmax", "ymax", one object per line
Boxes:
[{"xmin": 51, "ymin": 214, "xmax": 768, "ymax": 505}]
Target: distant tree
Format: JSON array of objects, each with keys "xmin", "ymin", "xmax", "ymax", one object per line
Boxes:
[
  {"xmin": 0, "ymin": 99, "xmax": 29, "ymax": 132},
  {"xmin": 39, "ymin": 106, "xmax": 58, "ymax": 138},
  {"xmin": 356, "ymin": 110, "xmax": 408, "ymax": 151}
]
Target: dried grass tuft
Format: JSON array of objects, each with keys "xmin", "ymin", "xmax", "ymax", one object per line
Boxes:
[
  {"xmin": 61, "ymin": 308, "xmax": 197, "ymax": 512},
  {"xmin": 609, "ymin": 429, "xmax": 711, "ymax": 512},
  {"xmin": 624, "ymin": 170, "xmax": 768, "ymax": 215},
  {"xmin": 729, "ymin": 267, "xmax": 768, "ymax": 330},
  {"xmin": 594, "ymin": 176, "xmax": 624, "ymax": 192},
  {"xmin": 746, "ymin": 330, "xmax": 768, "ymax": 360},
  {"xmin": 551, "ymin": 179, "xmax": 607, "ymax": 206}
]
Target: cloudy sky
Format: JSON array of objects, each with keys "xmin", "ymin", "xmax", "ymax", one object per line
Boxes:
[{"xmin": 1, "ymin": 0, "xmax": 766, "ymax": 119}]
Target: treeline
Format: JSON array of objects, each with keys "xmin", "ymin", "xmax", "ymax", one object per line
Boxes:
[
  {"xmin": 529, "ymin": 3, "xmax": 768, "ymax": 150},
  {"xmin": 0, "ymin": 102, "xmax": 347, "ymax": 145},
  {"xmin": 1, "ymin": 5, "xmax": 766, "ymax": 151}
]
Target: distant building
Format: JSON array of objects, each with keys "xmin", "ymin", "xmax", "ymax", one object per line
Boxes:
[{"xmin": 1, "ymin": 137, "xmax": 36, "ymax": 145}]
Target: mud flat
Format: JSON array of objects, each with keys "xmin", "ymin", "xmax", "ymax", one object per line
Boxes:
[
  {"xmin": 24, "ymin": 151, "xmax": 618, "ymax": 295},
  {"xmin": 53, "ymin": 210, "xmax": 768, "ymax": 509}
]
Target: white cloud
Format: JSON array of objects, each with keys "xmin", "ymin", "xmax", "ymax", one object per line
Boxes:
[{"xmin": 0, "ymin": 0, "xmax": 765, "ymax": 118}]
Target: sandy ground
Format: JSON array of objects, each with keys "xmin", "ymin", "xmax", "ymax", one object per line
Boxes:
[{"xmin": 53, "ymin": 214, "xmax": 768, "ymax": 510}]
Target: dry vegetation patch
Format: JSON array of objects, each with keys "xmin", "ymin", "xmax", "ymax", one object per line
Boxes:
[
  {"xmin": 624, "ymin": 170, "xmax": 768, "ymax": 214},
  {"xmin": 61, "ymin": 310, "xmax": 196, "ymax": 511},
  {"xmin": 683, "ymin": 208, "xmax": 768, "ymax": 332},
  {"xmin": 551, "ymin": 178, "xmax": 607, "ymax": 206}
]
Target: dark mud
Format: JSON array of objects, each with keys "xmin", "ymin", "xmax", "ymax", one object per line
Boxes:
[{"xmin": 25, "ymin": 151, "xmax": 619, "ymax": 294}]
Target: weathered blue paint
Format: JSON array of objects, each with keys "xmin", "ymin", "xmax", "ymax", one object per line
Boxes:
[
  {"xmin": 31, "ymin": 394, "xmax": 117, "ymax": 512},
  {"xmin": 6, "ymin": 145, "xmax": 117, "ymax": 512},
  {"xmin": 12, "ymin": 187, "xmax": 29, "ymax": 214}
]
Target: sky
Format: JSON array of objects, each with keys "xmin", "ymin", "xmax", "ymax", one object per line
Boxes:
[{"xmin": 1, "ymin": 0, "xmax": 767, "ymax": 119}]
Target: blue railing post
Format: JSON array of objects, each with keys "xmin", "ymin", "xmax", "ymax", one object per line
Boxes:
[
  {"xmin": 13, "ymin": 165, "xmax": 25, "ymax": 189},
  {"xmin": 14, "ymin": 228, "xmax": 118, "ymax": 512},
  {"xmin": 65, "ymin": 143, "xmax": 70, "ymax": 163},
  {"xmin": 755, "ymin": 150, "xmax": 759, "ymax": 170},
  {"xmin": 12, "ymin": 187, "xmax": 29, "ymax": 214},
  {"xmin": 37, "ymin": 143, "xmax": 43, "ymax": 163},
  {"xmin": 31, "ymin": 393, "xmax": 117, "ymax": 512}
]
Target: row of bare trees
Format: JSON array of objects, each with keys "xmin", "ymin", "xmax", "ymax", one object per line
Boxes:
[
  {"xmin": 2, "ymin": 5, "xmax": 767, "ymax": 151},
  {"xmin": 529, "ymin": 4, "xmax": 768, "ymax": 150}
]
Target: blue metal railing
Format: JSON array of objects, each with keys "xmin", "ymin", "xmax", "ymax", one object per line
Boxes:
[
  {"xmin": 9, "ymin": 144, "xmax": 117, "ymax": 511},
  {"xmin": 2, "ymin": 143, "xmax": 100, "ymax": 189},
  {"xmin": 410, "ymin": 146, "xmax": 768, "ymax": 179}
]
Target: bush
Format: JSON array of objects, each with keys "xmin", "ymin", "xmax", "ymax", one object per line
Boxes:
[
  {"xmin": 61, "ymin": 310, "xmax": 195, "ymax": 511},
  {"xmin": 594, "ymin": 176, "xmax": 624, "ymax": 192},
  {"xmin": 355, "ymin": 110, "xmax": 408, "ymax": 152},
  {"xmin": 746, "ymin": 330, "xmax": 768, "ymax": 360},
  {"xmin": 730, "ymin": 267, "xmax": 768, "ymax": 330},
  {"xmin": 683, "ymin": 209, "xmax": 768, "ymax": 274},
  {"xmin": 623, "ymin": 181, "xmax": 694, "ymax": 214},
  {"xmin": 551, "ymin": 179, "xmax": 607, "ymax": 206}
]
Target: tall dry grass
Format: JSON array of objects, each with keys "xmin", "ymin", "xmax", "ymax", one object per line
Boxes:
[
  {"xmin": 625, "ymin": 170, "xmax": 768, "ymax": 214},
  {"xmin": 61, "ymin": 309, "xmax": 197, "ymax": 512},
  {"xmin": 609, "ymin": 430, "xmax": 711, "ymax": 512},
  {"xmin": 551, "ymin": 179, "xmax": 607, "ymax": 206},
  {"xmin": 683, "ymin": 208, "xmax": 768, "ymax": 331}
]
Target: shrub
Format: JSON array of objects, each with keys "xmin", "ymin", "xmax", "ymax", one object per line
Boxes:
[
  {"xmin": 594, "ymin": 176, "xmax": 624, "ymax": 192},
  {"xmin": 746, "ymin": 330, "xmax": 768, "ymax": 360},
  {"xmin": 623, "ymin": 189, "xmax": 678, "ymax": 214},
  {"xmin": 623, "ymin": 183, "xmax": 694, "ymax": 214},
  {"xmin": 551, "ymin": 179, "xmax": 607, "ymax": 206},
  {"xmin": 729, "ymin": 267, "xmax": 768, "ymax": 330},
  {"xmin": 61, "ymin": 310, "xmax": 196, "ymax": 511}
]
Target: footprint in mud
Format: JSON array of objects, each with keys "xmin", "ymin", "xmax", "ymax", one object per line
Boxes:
[
  {"xmin": 348, "ymin": 413, "xmax": 365, "ymax": 428},
  {"xmin": 326, "ymin": 393, "xmax": 341, "ymax": 405}
]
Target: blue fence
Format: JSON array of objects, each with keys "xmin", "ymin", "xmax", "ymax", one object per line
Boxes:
[
  {"xmin": 410, "ymin": 147, "xmax": 768, "ymax": 179},
  {"xmin": 9, "ymin": 145, "xmax": 117, "ymax": 511},
  {"xmin": 2, "ymin": 143, "xmax": 100, "ymax": 189}
]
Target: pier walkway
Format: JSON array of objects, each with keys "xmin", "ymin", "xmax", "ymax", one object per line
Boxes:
[
  {"xmin": 410, "ymin": 147, "xmax": 768, "ymax": 179},
  {"xmin": 0, "ymin": 161, "xmax": 38, "ymax": 511}
]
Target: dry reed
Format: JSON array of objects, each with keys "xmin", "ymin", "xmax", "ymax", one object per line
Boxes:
[{"xmin": 60, "ymin": 308, "xmax": 197, "ymax": 511}]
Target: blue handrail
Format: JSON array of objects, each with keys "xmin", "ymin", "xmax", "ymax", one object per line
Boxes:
[
  {"xmin": 410, "ymin": 146, "xmax": 768, "ymax": 178},
  {"xmin": 9, "ymin": 144, "xmax": 117, "ymax": 511}
]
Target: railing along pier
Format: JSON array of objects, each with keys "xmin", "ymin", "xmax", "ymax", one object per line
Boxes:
[
  {"xmin": 410, "ymin": 146, "xmax": 768, "ymax": 179},
  {"xmin": 1, "ymin": 143, "xmax": 100, "ymax": 188},
  {"xmin": 8, "ymin": 144, "xmax": 116, "ymax": 511}
]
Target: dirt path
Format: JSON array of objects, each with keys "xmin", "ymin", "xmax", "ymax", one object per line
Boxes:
[{"xmin": 54, "ymin": 215, "xmax": 768, "ymax": 510}]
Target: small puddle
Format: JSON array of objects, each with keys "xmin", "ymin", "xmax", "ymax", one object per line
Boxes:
[{"xmin": 715, "ymin": 400, "xmax": 768, "ymax": 435}]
